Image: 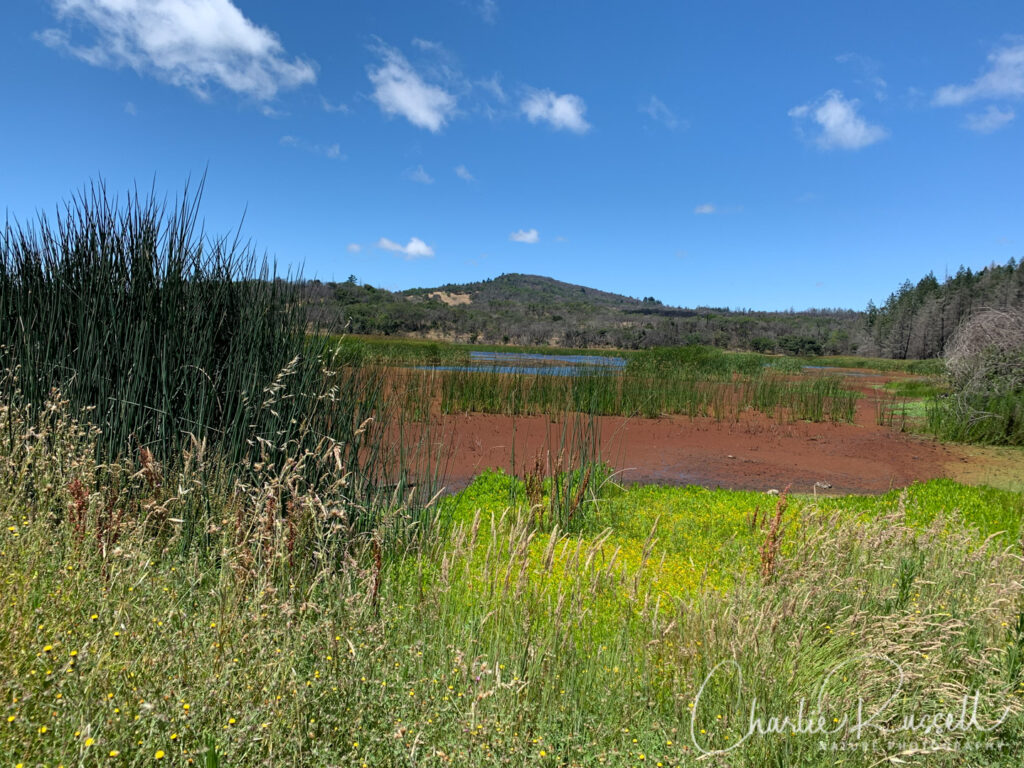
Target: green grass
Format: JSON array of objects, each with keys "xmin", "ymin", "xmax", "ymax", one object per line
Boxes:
[
  {"xmin": 926, "ymin": 392, "xmax": 1024, "ymax": 446},
  {"xmin": 883, "ymin": 379, "xmax": 949, "ymax": 399},
  {"xmin": 2, "ymin": 395, "xmax": 1023, "ymax": 767}
]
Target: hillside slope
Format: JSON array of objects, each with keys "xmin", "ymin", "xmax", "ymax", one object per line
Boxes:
[{"xmin": 306, "ymin": 273, "xmax": 863, "ymax": 353}]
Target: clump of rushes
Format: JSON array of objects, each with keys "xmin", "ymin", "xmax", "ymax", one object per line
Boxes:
[{"xmin": 0, "ymin": 178, "xmax": 417, "ymax": 516}]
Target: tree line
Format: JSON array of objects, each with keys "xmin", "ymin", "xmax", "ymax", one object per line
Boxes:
[{"xmin": 307, "ymin": 260, "xmax": 1024, "ymax": 359}]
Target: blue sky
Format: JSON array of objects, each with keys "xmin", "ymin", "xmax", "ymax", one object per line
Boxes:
[{"xmin": 2, "ymin": 1, "xmax": 1023, "ymax": 310}]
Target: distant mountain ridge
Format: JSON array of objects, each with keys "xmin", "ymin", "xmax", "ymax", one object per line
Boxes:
[
  {"xmin": 306, "ymin": 272, "xmax": 863, "ymax": 354},
  {"xmin": 305, "ymin": 261, "xmax": 1024, "ymax": 357}
]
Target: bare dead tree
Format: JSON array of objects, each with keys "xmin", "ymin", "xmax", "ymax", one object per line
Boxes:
[{"xmin": 945, "ymin": 307, "xmax": 1024, "ymax": 398}]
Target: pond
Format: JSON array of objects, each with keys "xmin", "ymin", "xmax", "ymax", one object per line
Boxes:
[{"xmin": 418, "ymin": 350, "xmax": 627, "ymax": 377}]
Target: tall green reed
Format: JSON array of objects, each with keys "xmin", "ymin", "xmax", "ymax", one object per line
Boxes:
[{"xmin": 0, "ymin": 179, "xmax": 428, "ymax": 517}]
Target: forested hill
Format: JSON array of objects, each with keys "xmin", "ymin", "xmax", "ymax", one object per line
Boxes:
[
  {"xmin": 305, "ymin": 260, "xmax": 1024, "ymax": 357},
  {"xmin": 865, "ymin": 259, "xmax": 1024, "ymax": 359},
  {"xmin": 305, "ymin": 273, "xmax": 863, "ymax": 354}
]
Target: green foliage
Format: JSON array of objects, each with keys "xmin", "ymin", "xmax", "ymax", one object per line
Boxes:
[
  {"xmin": 0, "ymin": 179, "xmax": 391, "ymax": 499},
  {"xmin": 927, "ymin": 392, "xmax": 1024, "ymax": 446},
  {"xmin": 3, "ymin": 410, "xmax": 1023, "ymax": 766},
  {"xmin": 884, "ymin": 378, "xmax": 948, "ymax": 398},
  {"xmin": 866, "ymin": 259, "xmax": 1024, "ymax": 359}
]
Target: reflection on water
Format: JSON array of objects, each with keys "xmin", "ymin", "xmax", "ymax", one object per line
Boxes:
[
  {"xmin": 418, "ymin": 350, "xmax": 627, "ymax": 377},
  {"xmin": 802, "ymin": 366, "xmax": 873, "ymax": 377}
]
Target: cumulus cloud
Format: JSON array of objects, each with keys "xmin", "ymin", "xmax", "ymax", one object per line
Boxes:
[
  {"xmin": 934, "ymin": 43, "xmax": 1024, "ymax": 106},
  {"xmin": 455, "ymin": 164, "xmax": 475, "ymax": 181},
  {"xmin": 642, "ymin": 95, "xmax": 682, "ymax": 129},
  {"xmin": 377, "ymin": 237, "xmax": 435, "ymax": 259},
  {"xmin": 36, "ymin": 0, "xmax": 315, "ymax": 101},
  {"xmin": 788, "ymin": 90, "xmax": 888, "ymax": 150},
  {"xmin": 368, "ymin": 44, "xmax": 457, "ymax": 132},
  {"xmin": 509, "ymin": 228, "xmax": 539, "ymax": 244},
  {"xmin": 347, "ymin": 243, "xmax": 362, "ymax": 254},
  {"xmin": 965, "ymin": 105, "xmax": 1015, "ymax": 134},
  {"xmin": 408, "ymin": 165, "xmax": 434, "ymax": 184},
  {"xmin": 694, "ymin": 204, "xmax": 716, "ymax": 215},
  {"xmin": 521, "ymin": 89, "xmax": 590, "ymax": 133}
]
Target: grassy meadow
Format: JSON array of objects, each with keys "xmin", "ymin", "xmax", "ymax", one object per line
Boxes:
[{"xmin": 2, "ymin": 184, "xmax": 1024, "ymax": 766}]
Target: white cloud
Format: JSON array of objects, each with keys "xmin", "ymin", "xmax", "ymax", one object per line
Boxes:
[
  {"xmin": 694, "ymin": 204, "xmax": 716, "ymax": 215},
  {"xmin": 123, "ymin": 101, "xmax": 136, "ymax": 115},
  {"xmin": 835, "ymin": 52, "xmax": 887, "ymax": 100},
  {"xmin": 347, "ymin": 243, "xmax": 362, "ymax": 254},
  {"xmin": 478, "ymin": 0, "xmax": 498, "ymax": 24},
  {"xmin": 521, "ymin": 89, "xmax": 590, "ymax": 133},
  {"xmin": 965, "ymin": 105, "xmax": 1015, "ymax": 134},
  {"xmin": 279, "ymin": 135, "xmax": 345, "ymax": 160},
  {"xmin": 37, "ymin": 0, "xmax": 315, "ymax": 101},
  {"xmin": 321, "ymin": 97, "xmax": 350, "ymax": 114},
  {"xmin": 408, "ymin": 165, "xmax": 434, "ymax": 184},
  {"xmin": 377, "ymin": 237, "xmax": 435, "ymax": 259},
  {"xmin": 788, "ymin": 90, "xmax": 888, "ymax": 150},
  {"xmin": 642, "ymin": 95, "xmax": 682, "ymax": 129},
  {"xmin": 477, "ymin": 74, "xmax": 506, "ymax": 103},
  {"xmin": 367, "ymin": 44, "xmax": 457, "ymax": 132},
  {"xmin": 934, "ymin": 43, "xmax": 1024, "ymax": 106},
  {"xmin": 509, "ymin": 228, "xmax": 539, "ymax": 244},
  {"xmin": 455, "ymin": 164, "xmax": 475, "ymax": 181}
]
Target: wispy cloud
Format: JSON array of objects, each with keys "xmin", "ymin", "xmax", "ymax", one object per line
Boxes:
[
  {"xmin": 455, "ymin": 165, "xmax": 475, "ymax": 181},
  {"xmin": 123, "ymin": 101, "xmax": 137, "ymax": 116},
  {"xmin": 835, "ymin": 52, "xmax": 888, "ymax": 100},
  {"xmin": 965, "ymin": 105, "xmax": 1015, "ymax": 134},
  {"xmin": 367, "ymin": 43, "xmax": 457, "ymax": 132},
  {"xmin": 377, "ymin": 237, "xmax": 435, "ymax": 259},
  {"xmin": 478, "ymin": 0, "xmax": 498, "ymax": 24},
  {"xmin": 694, "ymin": 204, "xmax": 716, "ymax": 215},
  {"xmin": 477, "ymin": 74, "xmax": 506, "ymax": 103},
  {"xmin": 279, "ymin": 135, "xmax": 344, "ymax": 160},
  {"xmin": 509, "ymin": 228, "xmax": 539, "ymax": 243},
  {"xmin": 521, "ymin": 89, "xmax": 590, "ymax": 133},
  {"xmin": 788, "ymin": 90, "xmax": 888, "ymax": 150},
  {"xmin": 36, "ymin": 0, "xmax": 315, "ymax": 101},
  {"xmin": 347, "ymin": 243, "xmax": 362, "ymax": 254},
  {"xmin": 641, "ymin": 95, "xmax": 683, "ymax": 129},
  {"xmin": 933, "ymin": 43, "xmax": 1024, "ymax": 106},
  {"xmin": 407, "ymin": 165, "xmax": 434, "ymax": 184},
  {"xmin": 321, "ymin": 97, "xmax": 350, "ymax": 114}
]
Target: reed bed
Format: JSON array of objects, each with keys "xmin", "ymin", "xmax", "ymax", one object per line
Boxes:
[
  {"xmin": 389, "ymin": 367, "xmax": 859, "ymax": 424},
  {"xmin": 0, "ymin": 180, "xmax": 436, "ymax": 513}
]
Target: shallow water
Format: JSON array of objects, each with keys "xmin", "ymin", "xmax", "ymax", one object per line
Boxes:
[
  {"xmin": 418, "ymin": 350, "xmax": 627, "ymax": 377},
  {"xmin": 802, "ymin": 365, "xmax": 874, "ymax": 377}
]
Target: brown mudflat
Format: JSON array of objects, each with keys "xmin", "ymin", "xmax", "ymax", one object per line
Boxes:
[
  {"xmin": 425, "ymin": 409, "xmax": 954, "ymax": 495},
  {"xmin": 402, "ymin": 369, "xmax": 993, "ymax": 495}
]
